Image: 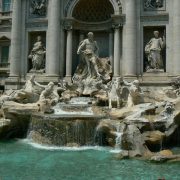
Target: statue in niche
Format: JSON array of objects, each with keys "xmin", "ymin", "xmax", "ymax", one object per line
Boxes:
[
  {"xmin": 144, "ymin": 0, "xmax": 164, "ymax": 9},
  {"xmin": 72, "ymin": 32, "xmax": 112, "ymax": 95},
  {"xmin": 76, "ymin": 32, "xmax": 100, "ymax": 79},
  {"xmin": 145, "ymin": 31, "xmax": 166, "ymax": 72},
  {"xmin": 30, "ymin": 0, "xmax": 47, "ymax": 17},
  {"xmin": 28, "ymin": 36, "xmax": 46, "ymax": 73}
]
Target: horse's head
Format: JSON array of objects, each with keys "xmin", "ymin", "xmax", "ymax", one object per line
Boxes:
[{"xmin": 112, "ymin": 77, "xmax": 121, "ymax": 89}]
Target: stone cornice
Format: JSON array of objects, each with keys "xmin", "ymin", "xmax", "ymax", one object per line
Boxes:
[
  {"xmin": 26, "ymin": 20, "xmax": 48, "ymax": 28},
  {"xmin": 62, "ymin": 14, "xmax": 125, "ymax": 31}
]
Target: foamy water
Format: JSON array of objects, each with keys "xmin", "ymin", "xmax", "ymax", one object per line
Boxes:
[
  {"xmin": 20, "ymin": 139, "xmax": 109, "ymax": 152},
  {"xmin": 53, "ymin": 107, "xmax": 94, "ymax": 115},
  {"xmin": 19, "ymin": 139, "xmax": 122, "ymax": 153},
  {"xmin": 69, "ymin": 97, "xmax": 94, "ymax": 105}
]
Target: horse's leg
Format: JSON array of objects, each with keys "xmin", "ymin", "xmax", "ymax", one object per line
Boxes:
[
  {"xmin": 91, "ymin": 57, "xmax": 100, "ymax": 77},
  {"xmin": 109, "ymin": 96, "xmax": 112, "ymax": 109}
]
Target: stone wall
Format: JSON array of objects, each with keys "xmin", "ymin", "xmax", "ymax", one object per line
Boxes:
[{"xmin": 0, "ymin": 0, "xmax": 179, "ymax": 89}]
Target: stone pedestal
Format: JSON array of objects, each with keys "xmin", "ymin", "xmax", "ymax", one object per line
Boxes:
[
  {"xmin": 26, "ymin": 73, "xmax": 59, "ymax": 85},
  {"xmin": 5, "ymin": 77, "xmax": 21, "ymax": 90},
  {"xmin": 142, "ymin": 73, "xmax": 169, "ymax": 82}
]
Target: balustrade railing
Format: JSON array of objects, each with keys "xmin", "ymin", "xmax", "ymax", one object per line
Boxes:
[
  {"xmin": 0, "ymin": 11, "xmax": 12, "ymax": 18},
  {"xmin": 0, "ymin": 62, "xmax": 10, "ymax": 68}
]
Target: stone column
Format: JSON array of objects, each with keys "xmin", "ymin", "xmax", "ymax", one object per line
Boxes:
[
  {"xmin": 65, "ymin": 28, "xmax": 73, "ymax": 81},
  {"xmin": 109, "ymin": 31, "xmax": 114, "ymax": 66},
  {"xmin": 113, "ymin": 25, "xmax": 120, "ymax": 77},
  {"xmin": 46, "ymin": 0, "xmax": 60, "ymax": 75},
  {"xmin": 10, "ymin": 0, "xmax": 22, "ymax": 76},
  {"xmin": 173, "ymin": 0, "xmax": 180, "ymax": 74},
  {"xmin": 123, "ymin": 0, "xmax": 137, "ymax": 76}
]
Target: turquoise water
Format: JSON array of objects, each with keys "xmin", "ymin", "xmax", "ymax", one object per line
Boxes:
[{"xmin": 0, "ymin": 140, "xmax": 180, "ymax": 180}]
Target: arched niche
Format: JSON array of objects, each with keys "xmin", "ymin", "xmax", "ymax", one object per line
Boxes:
[
  {"xmin": 65, "ymin": 0, "xmax": 122, "ymax": 18},
  {"xmin": 0, "ymin": 35, "xmax": 11, "ymax": 67},
  {"xmin": 72, "ymin": 0, "xmax": 114, "ymax": 22},
  {"xmin": 63, "ymin": 0, "xmax": 124, "ymax": 77}
]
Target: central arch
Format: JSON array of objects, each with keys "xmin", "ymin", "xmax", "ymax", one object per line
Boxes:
[
  {"xmin": 64, "ymin": 0, "xmax": 124, "ymax": 79},
  {"xmin": 72, "ymin": 0, "xmax": 114, "ymax": 22},
  {"xmin": 66, "ymin": 0, "xmax": 121, "ymax": 17}
]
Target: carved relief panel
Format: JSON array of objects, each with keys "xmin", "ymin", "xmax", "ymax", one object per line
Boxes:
[
  {"xmin": 29, "ymin": 0, "xmax": 48, "ymax": 18},
  {"xmin": 144, "ymin": 0, "xmax": 166, "ymax": 11}
]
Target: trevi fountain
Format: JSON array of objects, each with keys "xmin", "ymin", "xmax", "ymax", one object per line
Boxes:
[{"xmin": 0, "ymin": 0, "xmax": 180, "ymax": 179}]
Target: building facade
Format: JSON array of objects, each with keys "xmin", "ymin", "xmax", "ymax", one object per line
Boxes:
[{"xmin": 0, "ymin": 0, "xmax": 179, "ymax": 89}]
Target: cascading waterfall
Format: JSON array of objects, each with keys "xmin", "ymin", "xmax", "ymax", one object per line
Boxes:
[
  {"xmin": 26, "ymin": 97, "xmax": 126, "ymax": 149},
  {"xmin": 52, "ymin": 97, "xmax": 94, "ymax": 116},
  {"xmin": 115, "ymin": 132, "xmax": 123, "ymax": 150},
  {"xmin": 53, "ymin": 104, "xmax": 94, "ymax": 116},
  {"xmin": 113, "ymin": 123, "xmax": 123, "ymax": 152},
  {"xmin": 27, "ymin": 97, "xmax": 106, "ymax": 146},
  {"xmin": 27, "ymin": 114, "xmax": 102, "ymax": 146}
]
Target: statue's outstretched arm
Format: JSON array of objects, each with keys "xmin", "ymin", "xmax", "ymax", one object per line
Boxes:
[
  {"xmin": 77, "ymin": 41, "xmax": 86, "ymax": 54},
  {"xmin": 123, "ymin": 80, "xmax": 131, "ymax": 86},
  {"xmin": 34, "ymin": 81, "xmax": 46, "ymax": 89}
]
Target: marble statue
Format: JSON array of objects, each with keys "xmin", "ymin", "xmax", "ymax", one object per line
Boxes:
[
  {"xmin": 0, "ymin": 75, "xmax": 60, "ymax": 106},
  {"xmin": 160, "ymin": 101, "xmax": 175, "ymax": 116},
  {"xmin": 145, "ymin": 31, "xmax": 165, "ymax": 71},
  {"xmin": 76, "ymin": 32, "xmax": 100, "ymax": 79},
  {"xmin": 34, "ymin": 82, "xmax": 60, "ymax": 106},
  {"xmin": 57, "ymin": 80, "xmax": 67, "ymax": 93},
  {"xmin": 13, "ymin": 75, "xmax": 42, "ymax": 103},
  {"xmin": 170, "ymin": 76, "xmax": 180, "ymax": 96},
  {"xmin": 107, "ymin": 77, "xmax": 122, "ymax": 109},
  {"xmin": 30, "ymin": 0, "xmax": 47, "ymax": 16},
  {"xmin": 123, "ymin": 80, "xmax": 144, "ymax": 107},
  {"xmin": 72, "ymin": 32, "xmax": 112, "ymax": 95},
  {"xmin": 28, "ymin": 36, "xmax": 46, "ymax": 73}
]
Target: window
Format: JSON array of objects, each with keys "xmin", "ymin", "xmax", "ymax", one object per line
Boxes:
[
  {"xmin": 2, "ymin": 0, "xmax": 11, "ymax": 12},
  {"xmin": 1, "ymin": 46, "xmax": 9, "ymax": 63}
]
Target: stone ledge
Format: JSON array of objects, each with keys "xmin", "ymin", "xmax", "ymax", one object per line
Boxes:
[{"xmin": 140, "ymin": 13, "xmax": 169, "ymax": 22}]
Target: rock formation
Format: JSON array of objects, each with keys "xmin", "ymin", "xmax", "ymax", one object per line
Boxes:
[{"xmin": 0, "ymin": 73, "xmax": 180, "ymax": 163}]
